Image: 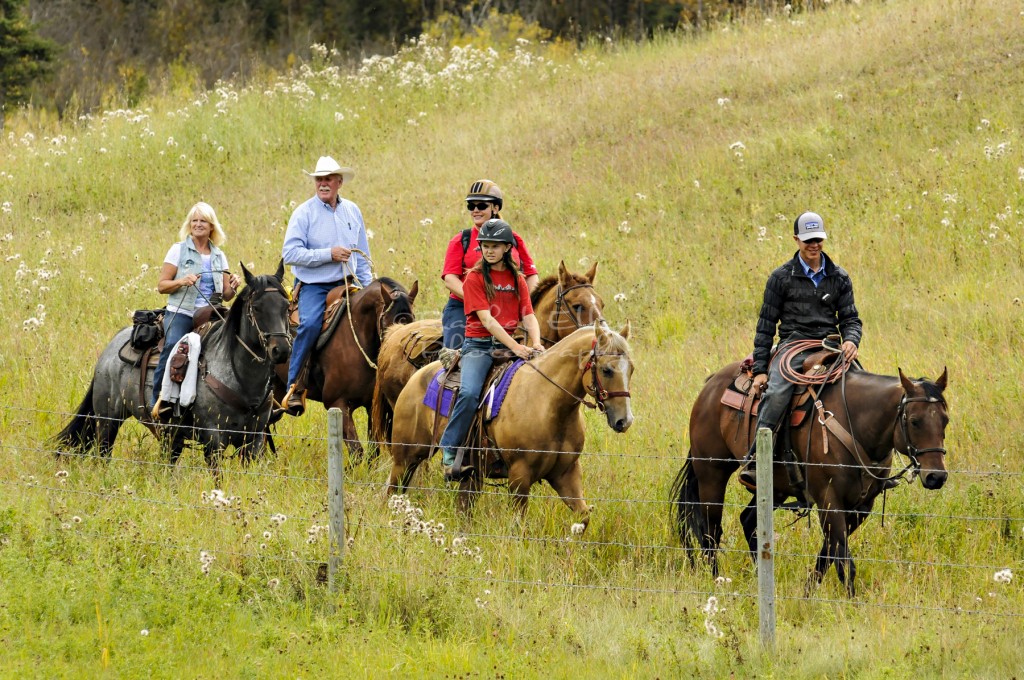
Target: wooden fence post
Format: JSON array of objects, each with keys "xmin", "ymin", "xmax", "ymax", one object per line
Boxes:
[
  {"xmin": 756, "ymin": 426, "xmax": 776, "ymax": 650},
  {"xmin": 327, "ymin": 408, "xmax": 345, "ymax": 592}
]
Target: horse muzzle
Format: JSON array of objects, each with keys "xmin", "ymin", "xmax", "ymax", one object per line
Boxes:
[
  {"xmin": 919, "ymin": 467, "xmax": 948, "ymax": 490},
  {"xmin": 267, "ymin": 338, "xmax": 292, "ymax": 365},
  {"xmin": 606, "ymin": 405, "xmax": 634, "ymax": 433}
]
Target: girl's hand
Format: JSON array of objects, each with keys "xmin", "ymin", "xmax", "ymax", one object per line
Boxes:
[
  {"xmin": 228, "ymin": 274, "xmax": 241, "ymax": 290},
  {"xmin": 180, "ymin": 273, "xmax": 200, "ymax": 287},
  {"xmin": 512, "ymin": 343, "xmax": 533, "ymax": 360}
]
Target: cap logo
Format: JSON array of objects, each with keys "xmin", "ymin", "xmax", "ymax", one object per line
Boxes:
[{"xmin": 802, "ymin": 221, "xmax": 820, "ymax": 230}]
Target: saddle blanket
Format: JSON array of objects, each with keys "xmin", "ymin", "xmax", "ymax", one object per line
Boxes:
[{"xmin": 423, "ymin": 359, "xmax": 526, "ymax": 420}]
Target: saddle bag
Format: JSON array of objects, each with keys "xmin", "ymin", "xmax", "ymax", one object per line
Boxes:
[
  {"xmin": 168, "ymin": 339, "xmax": 191, "ymax": 384},
  {"xmin": 129, "ymin": 309, "xmax": 164, "ymax": 351}
]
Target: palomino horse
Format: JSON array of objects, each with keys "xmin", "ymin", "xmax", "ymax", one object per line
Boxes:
[
  {"xmin": 386, "ymin": 322, "xmax": 633, "ymax": 533},
  {"xmin": 55, "ymin": 262, "xmax": 292, "ymax": 469},
  {"xmin": 272, "ymin": 277, "xmax": 417, "ymax": 460},
  {"xmin": 670, "ymin": 359, "xmax": 949, "ymax": 595},
  {"xmin": 370, "ymin": 260, "xmax": 603, "ymax": 447}
]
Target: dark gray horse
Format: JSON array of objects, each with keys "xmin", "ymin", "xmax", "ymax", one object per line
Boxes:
[{"xmin": 55, "ymin": 261, "xmax": 291, "ymax": 470}]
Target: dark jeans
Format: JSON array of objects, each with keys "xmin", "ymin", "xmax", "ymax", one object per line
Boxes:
[
  {"xmin": 286, "ymin": 281, "xmax": 338, "ymax": 387},
  {"xmin": 438, "ymin": 337, "xmax": 495, "ymax": 465},
  {"xmin": 152, "ymin": 311, "xmax": 195, "ymax": 405},
  {"xmin": 441, "ymin": 296, "xmax": 466, "ymax": 350},
  {"xmin": 756, "ymin": 340, "xmax": 817, "ymax": 433}
]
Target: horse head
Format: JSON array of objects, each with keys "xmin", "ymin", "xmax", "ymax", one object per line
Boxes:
[
  {"xmin": 896, "ymin": 367, "xmax": 949, "ymax": 490},
  {"xmin": 375, "ymin": 277, "xmax": 417, "ymax": 336},
  {"xmin": 555, "ymin": 259, "xmax": 604, "ymax": 327},
  {"xmin": 239, "ymin": 259, "xmax": 292, "ymax": 365},
  {"xmin": 583, "ymin": 321, "xmax": 634, "ymax": 433}
]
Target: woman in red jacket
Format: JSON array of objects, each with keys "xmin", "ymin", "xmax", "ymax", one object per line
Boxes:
[{"xmin": 440, "ymin": 179, "xmax": 539, "ymax": 350}]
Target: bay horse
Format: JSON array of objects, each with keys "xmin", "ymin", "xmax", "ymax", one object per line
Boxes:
[
  {"xmin": 670, "ymin": 358, "xmax": 949, "ymax": 595},
  {"xmin": 55, "ymin": 262, "xmax": 292, "ymax": 470},
  {"xmin": 272, "ymin": 277, "xmax": 417, "ymax": 460},
  {"xmin": 385, "ymin": 322, "xmax": 633, "ymax": 534},
  {"xmin": 370, "ymin": 260, "xmax": 603, "ymax": 447}
]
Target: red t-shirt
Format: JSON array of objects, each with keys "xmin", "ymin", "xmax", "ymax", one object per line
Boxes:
[
  {"xmin": 462, "ymin": 268, "xmax": 534, "ymax": 338},
  {"xmin": 441, "ymin": 227, "xmax": 538, "ymax": 300}
]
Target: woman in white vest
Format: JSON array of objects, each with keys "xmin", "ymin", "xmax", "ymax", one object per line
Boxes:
[{"xmin": 151, "ymin": 202, "xmax": 241, "ymax": 411}]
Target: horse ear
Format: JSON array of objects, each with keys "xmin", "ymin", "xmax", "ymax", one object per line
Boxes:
[
  {"xmin": 586, "ymin": 260, "xmax": 598, "ymax": 283},
  {"xmin": 558, "ymin": 260, "xmax": 571, "ymax": 287},
  {"xmin": 379, "ymin": 280, "xmax": 391, "ymax": 302},
  {"xmin": 241, "ymin": 261, "xmax": 256, "ymax": 287},
  {"xmin": 898, "ymin": 367, "xmax": 914, "ymax": 393},
  {"xmin": 935, "ymin": 366, "xmax": 948, "ymax": 391},
  {"xmin": 619, "ymin": 320, "xmax": 630, "ymax": 340},
  {"xmin": 274, "ymin": 258, "xmax": 285, "ymax": 282},
  {"xmin": 408, "ymin": 280, "xmax": 419, "ymax": 303}
]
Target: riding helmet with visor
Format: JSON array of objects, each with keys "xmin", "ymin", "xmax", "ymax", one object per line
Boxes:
[
  {"xmin": 477, "ymin": 218, "xmax": 516, "ymax": 246},
  {"xmin": 466, "ymin": 179, "xmax": 503, "ymax": 210}
]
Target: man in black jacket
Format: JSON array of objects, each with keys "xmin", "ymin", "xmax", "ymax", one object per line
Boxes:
[{"xmin": 739, "ymin": 211, "xmax": 863, "ymax": 488}]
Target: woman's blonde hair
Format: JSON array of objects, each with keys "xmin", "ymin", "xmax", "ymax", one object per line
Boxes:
[{"xmin": 178, "ymin": 202, "xmax": 227, "ymax": 246}]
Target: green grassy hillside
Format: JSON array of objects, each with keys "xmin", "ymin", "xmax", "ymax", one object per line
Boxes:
[{"xmin": 1, "ymin": 0, "xmax": 1022, "ymax": 676}]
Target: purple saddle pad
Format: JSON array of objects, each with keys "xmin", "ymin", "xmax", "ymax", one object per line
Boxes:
[{"xmin": 422, "ymin": 360, "xmax": 527, "ymax": 420}]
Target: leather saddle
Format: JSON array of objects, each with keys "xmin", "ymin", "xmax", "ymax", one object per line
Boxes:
[
  {"xmin": 432, "ymin": 348, "xmax": 522, "ymax": 480},
  {"xmin": 720, "ymin": 348, "xmax": 841, "ymax": 427},
  {"xmin": 118, "ymin": 312, "xmax": 223, "ymax": 368},
  {"xmin": 402, "ymin": 324, "xmax": 444, "ymax": 370},
  {"xmin": 287, "ymin": 279, "xmax": 362, "ymax": 349}
]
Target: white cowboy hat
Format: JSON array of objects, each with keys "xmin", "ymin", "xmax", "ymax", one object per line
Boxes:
[{"xmin": 304, "ymin": 156, "xmax": 355, "ymax": 183}]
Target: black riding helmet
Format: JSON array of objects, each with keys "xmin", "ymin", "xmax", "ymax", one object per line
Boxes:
[{"xmin": 477, "ymin": 218, "xmax": 515, "ymax": 246}]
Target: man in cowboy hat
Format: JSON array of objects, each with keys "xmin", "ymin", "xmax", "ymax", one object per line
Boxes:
[{"xmin": 281, "ymin": 155, "xmax": 373, "ymax": 416}]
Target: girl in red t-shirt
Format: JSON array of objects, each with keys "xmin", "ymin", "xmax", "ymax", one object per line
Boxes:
[{"xmin": 438, "ymin": 218, "xmax": 544, "ymax": 482}]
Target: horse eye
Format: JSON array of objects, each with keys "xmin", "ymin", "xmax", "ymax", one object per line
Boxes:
[
  {"xmin": 601, "ymin": 366, "xmax": 614, "ymax": 377},
  {"xmin": 909, "ymin": 417, "xmax": 922, "ymax": 428},
  {"xmin": 574, "ymin": 305, "xmax": 585, "ymax": 315}
]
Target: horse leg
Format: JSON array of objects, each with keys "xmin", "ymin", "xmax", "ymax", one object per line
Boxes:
[
  {"xmin": 809, "ymin": 498, "xmax": 853, "ymax": 596},
  {"xmin": 386, "ymin": 442, "xmax": 430, "ymax": 495},
  {"xmin": 94, "ymin": 418, "xmax": 123, "ymax": 458},
  {"xmin": 739, "ymin": 496, "xmax": 759, "ymax": 564},
  {"xmin": 546, "ymin": 461, "xmax": 590, "ymax": 534},
  {"xmin": 340, "ymin": 404, "xmax": 366, "ymax": 463},
  {"xmin": 506, "ymin": 460, "xmax": 533, "ymax": 528},
  {"xmin": 456, "ymin": 470, "xmax": 482, "ymax": 516},
  {"xmin": 689, "ymin": 458, "xmax": 733, "ymax": 576}
]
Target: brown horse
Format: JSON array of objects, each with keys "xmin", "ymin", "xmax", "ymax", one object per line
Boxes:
[
  {"xmin": 670, "ymin": 361, "xmax": 949, "ymax": 595},
  {"xmin": 272, "ymin": 277, "xmax": 417, "ymax": 459},
  {"xmin": 370, "ymin": 260, "xmax": 603, "ymax": 447},
  {"xmin": 386, "ymin": 322, "xmax": 633, "ymax": 533}
]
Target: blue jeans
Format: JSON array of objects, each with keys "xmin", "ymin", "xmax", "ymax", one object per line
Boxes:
[
  {"xmin": 441, "ymin": 296, "xmax": 466, "ymax": 350},
  {"xmin": 287, "ymin": 281, "xmax": 338, "ymax": 387},
  {"xmin": 439, "ymin": 337, "xmax": 495, "ymax": 465},
  {"xmin": 756, "ymin": 340, "xmax": 816, "ymax": 432},
  {"xmin": 152, "ymin": 311, "xmax": 195, "ymax": 405}
]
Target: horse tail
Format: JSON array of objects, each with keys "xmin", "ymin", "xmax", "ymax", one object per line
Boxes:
[
  {"xmin": 669, "ymin": 455, "xmax": 703, "ymax": 563},
  {"xmin": 370, "ymin": 376, "xmax": 393, "ymax": 451},
  {"xmin": 53, "ymin": 378, "xmax": 98, "ymax": 454}
]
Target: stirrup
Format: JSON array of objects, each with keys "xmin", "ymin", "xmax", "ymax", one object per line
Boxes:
[
  {"xmin": 282, "ymin": 383, "xmax": 306, "ymax": 416},
  {"xmin": 738, "ymin": 462, "xmax": 757, "ymax": 491}
]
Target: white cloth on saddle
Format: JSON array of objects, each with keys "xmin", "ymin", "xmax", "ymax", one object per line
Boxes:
[{"xmin": 158, "ymin": 332, "xmax": 201, "ymax": 407}]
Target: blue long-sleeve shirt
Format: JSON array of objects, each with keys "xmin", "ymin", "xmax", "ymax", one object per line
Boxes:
[{"xmin": 282, "ymin": 194, "xmax": 372, "ymax": 286}]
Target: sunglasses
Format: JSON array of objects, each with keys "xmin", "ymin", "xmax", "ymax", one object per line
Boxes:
[
  {"xmin": 803, "ymin": 238, "xmax": 824, "ymax": 245},
  {"xmin": 466, "ymin": 202, "xmax": 493, "ymax": 212}
]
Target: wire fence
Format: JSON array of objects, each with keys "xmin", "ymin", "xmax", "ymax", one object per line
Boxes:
[{"xmin": 3, "ymin": 403, "xmax": 1022, "ymax": 629}]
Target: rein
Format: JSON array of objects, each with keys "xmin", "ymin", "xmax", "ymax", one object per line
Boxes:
[
  {"xmin": 191, "ymin": 281, "xmax": 291, "ymax": 363},
  {"xmin": 339, "ymin": 249, "xmax": 391, "ymax": 371},
  {"xmin": 521, "ymin": 337, "xmax": 630, "ymax": 413}
]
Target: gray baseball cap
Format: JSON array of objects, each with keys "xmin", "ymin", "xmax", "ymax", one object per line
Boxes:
[{"xmin": 793, "ymin": 211, "xmax": 827, "ymax": 242}]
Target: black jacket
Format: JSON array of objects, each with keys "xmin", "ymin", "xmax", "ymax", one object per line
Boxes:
[{"xmin": 752, "ymin": 252, "xmax": 862, "ymax": 376}]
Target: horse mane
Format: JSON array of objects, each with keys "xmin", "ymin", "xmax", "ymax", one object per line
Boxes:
[
  {"xmin": 376, "ymin": 276, "xmax": 415, "ymax": 318},
  {"xmin": 531, "ymin": 271, "xmax": 589, "ymax": 306}
]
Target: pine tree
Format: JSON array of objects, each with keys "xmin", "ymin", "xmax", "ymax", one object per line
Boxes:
[{"xmin": 0, "ymin": 0, "xmax": 57, "ymax": 129}]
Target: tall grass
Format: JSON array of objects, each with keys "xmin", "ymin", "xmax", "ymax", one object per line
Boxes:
[{"xmin": 1, "ymin": 0, "xmax": 1022, "ymax": 675}]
